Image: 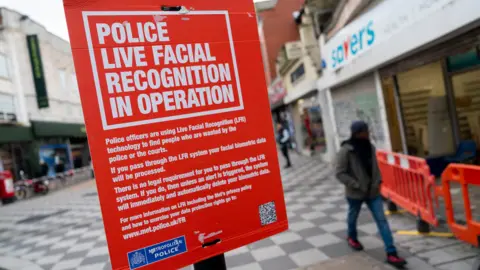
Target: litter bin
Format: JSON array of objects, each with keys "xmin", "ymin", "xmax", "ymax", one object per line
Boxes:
[{"xmin": 0, "ymin": 170, "xmax": 16, "ymax": 204}]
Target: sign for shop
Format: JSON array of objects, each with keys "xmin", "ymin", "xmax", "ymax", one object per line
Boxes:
[
  {"xmin": 268, "ymin": 77, "xmax": 287, "ymax": 105},
  {"xmin": 26, "ymin": 35, "xmax": 49, "ymax": 109},
  {"xmin": 285, "ymin": 41, "xmax": 303, "ymax": 60},
  {"xmin": 63, "ymin": 0, "xmax": 288, "ymax": 269},
  {"xmin": 323, "ymin": 0, "xmax": 457, "ymax": 71}
]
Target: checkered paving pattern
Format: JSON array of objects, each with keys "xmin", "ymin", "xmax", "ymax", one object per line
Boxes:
[
  {"xmin": 0, "ymin": 181, "xmax": 110, "ymax": 270},
  {"xmin": 0, "ymin": 154, "xmax": 478, "ymax": 270}
]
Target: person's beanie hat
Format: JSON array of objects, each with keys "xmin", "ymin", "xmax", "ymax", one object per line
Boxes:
[{"xmin": 350, "ymin": 120, "xmax": 369, "ymax": 136}]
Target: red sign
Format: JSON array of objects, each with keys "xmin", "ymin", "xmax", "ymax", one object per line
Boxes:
[
  {"xmin": 64, "ymin": 1, "xmax": 288, "ymax": 269},
  {"xmin": 269, "ymin": 77, "xmax": 287, "ymax": 105}
]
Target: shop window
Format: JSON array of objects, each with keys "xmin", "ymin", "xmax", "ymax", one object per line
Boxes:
[
  {"xmin": 451, "ymin": 69, "xmax": 480, "ymax": 152},
  {"xmin": 396, "ymin": 61, "xmax": 455, "ymax": 157},
  {"xmin": 0, "ymin": 54, "xmax": 10, "ymax": 79},
  {"xmin": 447, "ymin": 46, "xmax": 480, "ymax": 73},
  {"xmin": 0, "ymin": 93, "xmax": 16, "ymax": 122},
  {"xmin": 296, "ymin": 96, "xmax": 327, "ymax": 154},
  {"xmin": 290, "ymin": 64, "xmax": 305, "ymax": 84}
]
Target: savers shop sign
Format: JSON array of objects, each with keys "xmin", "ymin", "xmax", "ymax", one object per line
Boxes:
[
  {"xmin": 325, "ymin": 20, "xmax": 376, "ymax": 70},
  {"xmin": 63, "ymin": 1, "xmax": 288, "ymax": 270}
]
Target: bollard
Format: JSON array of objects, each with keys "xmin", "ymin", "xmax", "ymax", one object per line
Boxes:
[
  {"xmin": 387, "ymin": 200, "xmax": 398, "ymax": 212},
  {"xmin": 416, "ymin": 217, "xmax": 430, "ymax": 233},
  {"xmin": 193, "ymin": 254, "xmax": 227, "ymax": 270}
]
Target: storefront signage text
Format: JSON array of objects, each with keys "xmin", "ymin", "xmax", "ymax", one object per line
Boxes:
[
  {"xmin": 323, "ymin": 0, "xmax": 458, "ymax": 71},
  {"xmin": 26, "ymin": 35, "xmax": 49, "ymax": 109},
  {"xmin": 331, "ymin": 20, "xmax": 375, "ymax": 69}
]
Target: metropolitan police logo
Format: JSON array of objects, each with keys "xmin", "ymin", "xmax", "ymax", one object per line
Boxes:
[{"xmin": 129, "ymin": 251, "xmax": 146, "ymax": 268}]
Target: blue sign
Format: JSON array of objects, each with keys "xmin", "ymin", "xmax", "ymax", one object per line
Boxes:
[
  {"xmin": 127, "ymin": 236, "xmax": 187, "ymax": 269},
  {"xmin": 331, "ymin": 20, "xmax": 375, "ymax": 69}
]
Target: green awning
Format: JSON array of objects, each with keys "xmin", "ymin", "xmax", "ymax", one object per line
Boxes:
[
  {"xmin": 31, "ymin": 121, "xmax": 87, "ymax": 138},
  {"xmin": 0, "ymin": 125, "xmax": 34, "ymax": 143}
]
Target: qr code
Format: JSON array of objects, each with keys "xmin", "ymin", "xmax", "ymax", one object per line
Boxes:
[{"xmin": 259, "ymin": 201, "xmax": 277, "ymax": 226}]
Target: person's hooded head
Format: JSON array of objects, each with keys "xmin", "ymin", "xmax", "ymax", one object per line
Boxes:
[{"xmin": 350, "ymin": 121, "xmax": 370, "ymax": 141}]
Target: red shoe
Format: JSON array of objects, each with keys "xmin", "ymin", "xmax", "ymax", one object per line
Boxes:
[
  {"xmin": 347, "ymin": 237, "xmax": 364, "ymax": 251},
  {"xmin": 387, "ymin": 253, "xmax": 407, "ymax": 268}
]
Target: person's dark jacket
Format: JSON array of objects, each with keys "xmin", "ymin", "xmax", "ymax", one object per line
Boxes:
[
  {"xmin": 335, "ymin": 140, "xmax": 382, "ymax": 199},
  {"xmin": 40, "ymin": 164, "xmax": 49, "ymax": 177},
  {"xmin": 276, "ymin": 126, "xmax": 290, "ymax": 147},
  {"xmin": 54, "ymin": 163, "xmax": 65, "ymax": 174}
]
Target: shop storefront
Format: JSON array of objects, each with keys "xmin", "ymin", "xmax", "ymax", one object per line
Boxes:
[
  {"xmin": 380, "ymin": 27, "xmax": 480, "ymax": 164},
  {"xmin": 0, "ymin": 124, "xmax": 36, "ymax": 180},
  {"xmin": 0, "ymin": 121, "xmax": 89, "ymax": 179},
  {"xmin": 31, "ymin": 121, "xmax": 89, "ymax": 172},
  {"xmin": 317, "ymin": 0, "xmax": 480, "ymax": 162},
  {"xmin": 290, "ymin": 93, "xmax": 326, "ymax": 155},
  {"xmin": 283, "ymin": 56, "xmax": 327, "ymax": 156}
]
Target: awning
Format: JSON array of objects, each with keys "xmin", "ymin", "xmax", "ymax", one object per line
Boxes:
[
  {"xmin": 31, "ymin": 121, "xmax": 87, "ymax": 138},
  {"xmin": 0, "ymin": 125, "xmax": 34, "ymax": 143}
]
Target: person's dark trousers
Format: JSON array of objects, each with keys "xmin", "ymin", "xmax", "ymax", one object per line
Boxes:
[
  {"xmin": 280, "ymin": 144, "xmax": 291, "ymax": 167},
  {"xmin": 347, "ymin": 196, "xmax": 396, "ymax": 254}
]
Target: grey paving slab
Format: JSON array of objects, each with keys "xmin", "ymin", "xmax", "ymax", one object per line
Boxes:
[
  {"xmin": 438, "ymin": 260, "xmax": 475, "ymax": 270},
  {"xmin": 280, "ymin": 240, "xmax": 315, "ymax": 254},
  {"xmin": 397, "ymin": 237, "xmax": 461, "ymax": 253},
  {"xmin": 299, "ymin": 253, "xmax": 395, "ymax": 270},
  {"xmin": 249, "ymin": 238, "xmax": 277, "ymax": 250},
  {"xmin": 417, "ymin": 243, "xmax": 479, "ymax": 266},
  {"xmin": 319, "ymin": 242, "xmax": 354, "ymax": 259},
  {"xmin": 297, "ymin": 226, "xmax": 328, "ymax": 239},
  {"xmin": 401, "ymin": 257, "xmax": 438, "ymax": 270},
  {"xmin": 226, "ymin": 252, "xmax": 257, "ymax": 268},
  {"xmin": 259, "ymin": 255, "xmax": 298, "ymax": 270}
]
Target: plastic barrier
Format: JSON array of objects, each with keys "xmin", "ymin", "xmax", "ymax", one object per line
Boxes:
[
  {"xmin": 441, "ymin": 164, "xmax": 480, "ymax": 247},
  {"xmin": 377, "ymin": 150, "xmax": 438, "ymax": 230}
]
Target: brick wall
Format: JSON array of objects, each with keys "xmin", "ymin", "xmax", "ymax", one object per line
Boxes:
[{"xmin": 260, "ymin": 0, "xmax": 303, "ymax": 83}]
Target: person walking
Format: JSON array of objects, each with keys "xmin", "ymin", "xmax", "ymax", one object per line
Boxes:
[
  {"xmin": 276, "ymin": 122, "xmax": 292, "ymax": 168},
  {"xmin": 39, "ymin": 159, "xmax": 49, "ymax": 178},
  {"xmin": 335, "ymin": 120, "xmax": 407, "ymax": 268}
]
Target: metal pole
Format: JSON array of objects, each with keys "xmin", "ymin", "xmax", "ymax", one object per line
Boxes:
[{"xmin": 193, "ymin": 254, "xmax": 227, "ymax": 270}]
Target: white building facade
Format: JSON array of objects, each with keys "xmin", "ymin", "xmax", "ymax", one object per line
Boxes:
[{"xmin": 0, "ymin": 8, "xmax": 88, "ymax": 179}]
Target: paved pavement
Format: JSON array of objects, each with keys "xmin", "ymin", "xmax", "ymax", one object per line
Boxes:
[{"xmin": 0, "ymin": 154, "xmax": 478, "ymax": 270}]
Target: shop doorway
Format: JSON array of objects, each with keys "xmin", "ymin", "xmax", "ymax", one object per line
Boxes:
[
  {"xmin": 447, "ymin": 46, "xmax": 480, "ymax": 163},
  {"xmin": 381, "ymin": 77, "xmax": 404, "ymax": 153},
  {"xmin": 383, "ymin": 61, "xmax": 456, "ymax": 158},
  {"xmin": 297, "ymin": 96, "xmax": 326, "ymax": 155}
]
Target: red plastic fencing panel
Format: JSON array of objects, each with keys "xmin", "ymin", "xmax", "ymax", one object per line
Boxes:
[
  {"xmin": 442, "ymin": 164, "xmax": 480, "ymax": 247},
  {"xmin": 377, "ymin": 150, "xmax": 438, "ymax": 226}
]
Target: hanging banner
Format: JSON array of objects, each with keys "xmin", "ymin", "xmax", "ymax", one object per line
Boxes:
[
  {"xmin": 26, "ymin": 35, "xmax": 49, "ymax": 109},
  {"xmin": 63, "ymin": 0, "xmax": 288, "ymax": 269}
]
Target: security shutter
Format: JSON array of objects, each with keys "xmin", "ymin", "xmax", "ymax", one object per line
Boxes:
[{"xmin": 330, "ymin": 73, "xmax": 389, "ymax": 149}]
